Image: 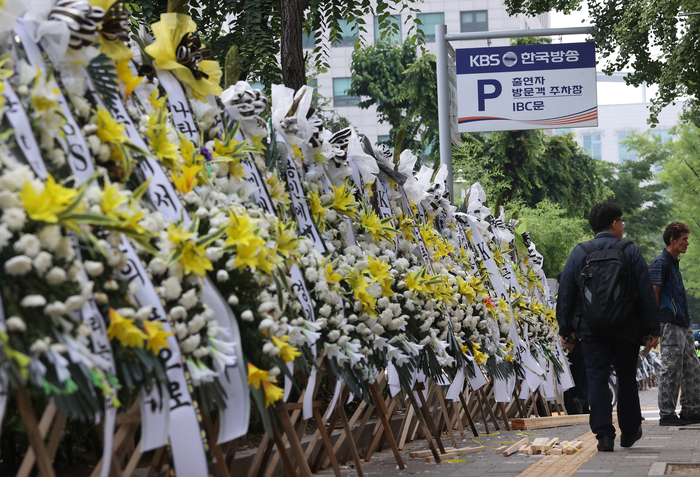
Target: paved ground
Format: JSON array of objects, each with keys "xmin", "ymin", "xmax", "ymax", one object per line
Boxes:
[{"xmin": 317, "ymin": 387, "xmax": 700, "ymax": 477}]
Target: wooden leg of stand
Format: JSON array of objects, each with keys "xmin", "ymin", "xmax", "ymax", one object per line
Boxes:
[
  {"xmin": 459, "ymin": 392, "xmax": 479, "ymax": 436},
  {"xmin": 313, "ymin": 385, "xmax": 348, "ymax": 471},
  {"xmin": 313, "ymin": 407, "xmax": 341, "ymax": 477},
  {"xmin": 276, "ymin": 404, "xmax": 312, "ymax": 477},
  {"xmin": 397, "ymin": 403, "xmax": 414, "ymax": 449},
  {"xmin": 122, "ymin": 439, "xmax": 143, "ymax": 477},
  {"xmin": 338, "ymin": 403, "xmax": 365, "ymax": 477},
  {"xmin": 407, "ymin": 390, "xmax": 441, "ymax": 463},
  {"xmin": 478, "ymin": 389, "xmax": 500, "ymax": 431},
  {"xmin": 498, "ymin": 402, "xmax": 511, "ymax": 431},
  {"xmin": 449, "ymin": 401, "xmax": 467, "ymax": 439},
  {"xmin": 15, "ymin": 388, "xmax": 56, "ymax": 477},
  {"xmin": 416, "ymin": 385, "xmax": 446, "ymax": 454},
  {"xmin": 226, "ymin": 438, "xmax": 240, "ymax": 476},
  {"xmin": 470, "ymin": 389, "xmax": 490, "ymax": 433},
  {"xmin": 363, "ymin": 398, "xmax": 393, "ymax": 462},
  {"xmin": 367, "ymin": 384, "xmax": 404, "ymax": 469},
  {"xmin": 203, "ymin": 414, "xmax": 231, "ymax": 477},
  {"xmin": 272, "ymin": 430, "xmax": 297, "ymax": 477},
  {"xmin": 434, "ymin": 385, "xmax": 457, "ymax": 448},
  {"xmin": 246, "ymin": 434, "xmax": 272, "ymax": 477},
  {"xmin": 341, "ymin": 403, "xmax": 374, "ymax": 465},
  {"xmin": 147, "ymin": 447, "xmax": 166, "ymax": 477},
  {"xmin": 17, "ymin": 400, "xmax": 58, "ymax": 477}
]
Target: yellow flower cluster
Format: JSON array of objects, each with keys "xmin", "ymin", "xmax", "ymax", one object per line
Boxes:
[{"xmin": 107, "ymin": 309, "xmax": 171, "ymax": 353}]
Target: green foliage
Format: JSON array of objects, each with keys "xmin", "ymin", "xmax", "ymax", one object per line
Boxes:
[
  {"xmin": 349, "ymin": 40, "xmax": 437, "ymax": 156},
  {"xmin": 656, "ymin": 122, "xmax": 700, "ymax": 319},
  {"xmin": 511, "ymin": 200, "xmax": 590, "ymax": 277},
  {"xmin": 454, "ymin": 130, "xmax": 610, "ymax": 218},
  {"xmin": 604, "ymin": 132, "xmax": 672, "ymax": 263},
  {"xmin": 129, "ymin": 0, "xmax": 425, "ymax": 88},
  {"xmin": 502, "ymin": 0, "xmax": 700, "ymax": 126}
]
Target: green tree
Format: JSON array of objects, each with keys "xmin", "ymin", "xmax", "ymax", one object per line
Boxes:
[
  {"xmin": 454, "ymin": 131, "xmax": 610, "ymax": 218},
  {"xmin": 604, "ymin": 133, "xmax": 672, "ymax": 263},
  {"xmin": 502, "ymin": 0, "xmax": 700, "ymax": 125},
  {"xmin": 129, "ymin": 0, "xmax": 424, "ymax": 91},
  {"xmin": 511, "ymin": 200, "xmax": 590, "ymax": 277},
  {"xmin": 657, "ymin": 121, "xmax": 700, "ymax": 321},
  {"xmin": 348, "ymin": 40, "xmax": 438, "ymax": 157}
]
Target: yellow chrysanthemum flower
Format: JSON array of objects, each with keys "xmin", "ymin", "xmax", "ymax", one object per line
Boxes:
[
  {"xmin": 361, "ymin": 208, "xmax": 384, "ymax": 242},
  {"xmin": 267, "ymin": 174, "xmax": 290, "ymax": 209},
  {"xmin": 144, "ymin": 13, "xmax": 223, "ymax": 98},
  {"xmin": 330, "ymin": 182, "xmax": 357, "ymax": 217},
  {"xmin": 19, "ymin": 175, "xmax": 79, "ymax": 223},
  {"xmin": 107, "ymin": 308, "xmax": 148, "ymax": 348},
  {"xmin": 96, "ymin": 107, "xmax": 127, "ymax": 144},
  {"xmin": 271, "ymin": 335, "xmax": 301, "ymax": 363},
  {"xmin": 247, "ymin": 363, "xmax": 269, "ymax": 389},
  {"xmin": 143, "ymin": 321, "xmax": 171, "ymax": 353}
]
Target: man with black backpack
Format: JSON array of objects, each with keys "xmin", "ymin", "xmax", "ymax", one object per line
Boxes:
[
  {"xmin": 557, "ymin": 203, "xmax": 659, "ymax": 452},
  {"xmin": 652, "ymin": 222, "xmax": 700, "ymax": 426}
]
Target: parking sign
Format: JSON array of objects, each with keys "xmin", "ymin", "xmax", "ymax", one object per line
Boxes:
[{"xmin": 456, "ymin": 42, "xmax": 598, "ymax": 132}]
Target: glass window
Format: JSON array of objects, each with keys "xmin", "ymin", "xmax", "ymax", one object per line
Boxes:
[
  {"xmin": 654, "ymin": 129, "xmax": 673, "ymax": 144},
  {"xmin": 250, "ymin": 82, "xmax": 264, "ymax": 91},
  {"xmin": 554, "ymin": 128, "xmax": 572, "ymax": 135},
  {"xmin": 618, "ymin": 131, "xmax": 637, "ymax": 163},
  {"xmin": 377, "ymin": 135, "xmax": 394, "ymax": 154},
  {"xmin": 335, "ymin": 19, "xmax": 359, "ymax": 47},
  {"xmin": 333, "ymin": 78, "xmax": 360, "ymax": 107},
  {"xmin": 583, "ymin": 133, "xmax": 602, "ymax": 160},
  {"xmin": 417, "ymin": 12, "xmax": 444, "ymax": 42},
  {"xmin": 302, "ymin": 31, "xmax": 315, "ymax": 49},
  {"xmin": 460, "ymin": 10, "xmax": 488, "ymax": 33},
  {"xmin": 308, "ymin": 78, "xmax": 318, "ymax": 94},
  {"xmin": 374, "ymin": 15, "xmax": 402, "ymax": 43}
]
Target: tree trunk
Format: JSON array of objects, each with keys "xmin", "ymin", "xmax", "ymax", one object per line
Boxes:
[{"xmin": 280, "ymin": 0, "xmax": 307, "ymax": 91}]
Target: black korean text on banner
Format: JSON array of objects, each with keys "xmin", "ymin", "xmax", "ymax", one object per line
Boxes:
[
  {"xmin": 240, "ymin": 159, "xmax": 275, "ymax": 215},
  {"xmin": 376, "ymin": 177, "xmax": 400, "ymax": 252},
  {"xmin": 117, "ymin": 238, "xmax": 209, "ymax": 475},
  {"xmin": 2, "ymin": 81, "xmax": 47, "ymax": 179},
  {"xmin": 398, "ymin": 186, "xmax": 433, "ymax": 272},
  {"xmin": 83, "ymin": 71, "xmax": 185, "ymax": 224},
  {"xmin": 156, "ymin": 69, "xmax": 199, "ymax": 143},
  {"xmin": 15, "ymin": 24, "xmax": 95, "ymax": 183},
  {"xmin": 283, "ymin": 143, "xmax": 327, "ymax": 253}
]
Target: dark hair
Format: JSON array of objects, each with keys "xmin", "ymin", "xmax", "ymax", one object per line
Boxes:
[
  {"xmin": 663, "ymin": 222, "xmax": 690, "ymax": 246},
  {"xmin": 588, "ymin": 202, "xmax": 623, "ymax": 233}
]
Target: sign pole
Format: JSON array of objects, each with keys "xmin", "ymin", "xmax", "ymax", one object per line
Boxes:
[{"xmin": 435, "ymin": 24, "xmax": 453, "ymax": 200}]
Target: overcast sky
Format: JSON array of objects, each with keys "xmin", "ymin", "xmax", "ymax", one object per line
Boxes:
[{"xmin": 551, "ymin": 9, "xmax": 659, "ymax": 105}]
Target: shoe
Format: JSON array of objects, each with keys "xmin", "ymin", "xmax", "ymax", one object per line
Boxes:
[
  {"xmin": 659, "ymin": 415, "xmax": 686, "ymax": 426},
  {"xmin": 620, "ymin": 426, "xmax": 643, "ymax": 447},
  {"xmin": 680, "ymin": 412, "xmax": 700, "ymax": 424},
  {"xmin": 597, "ymin": 436, "xmax": 614, "ymax": 452}
]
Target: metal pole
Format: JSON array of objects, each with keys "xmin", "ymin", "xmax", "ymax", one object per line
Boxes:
[{"xmin": 435, "ymin": 24, "xmax": 453, "ymax": 200}]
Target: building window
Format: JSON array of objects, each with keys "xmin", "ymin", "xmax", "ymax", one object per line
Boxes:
[
  {"xmin": 302, "ymin": 31, "xmax": 316, "ymax": 49},
  {"xmin": 308, "ymin": 78, "xmax": 318, "ymax": 94},
  {"xmin": 251, "ymin": 82, "xmax": 264, "ymax": 91},
  {"xmin": 654, "ymin": 129, "xmax": 672, "ymax": 144},
  {"xmin": 374, "ymin": 15, "xmax": 402, "ymax": 43},
  {"xmin": 583, "ymin": 133, "xmax": 602, "ymax": 160},
  {"xmin": 417, "ymin": 12, "xmax": 444, "ymax": 42},
  {"xmin": 618, "ymin": 131, "xmax": 637, "ymax": 163},
  {"xmin": 460, "ymin": 10, "xmax": 488, "ymax": 33},
  {"xmin": 554, "ymin": 128, "xmax": 572, "ymax": 135},
  {"xmin": 333, "ymin": 78, "xmax": 360, "ymax": 107},
  {"xmin": 334, "ymin": 19, "xmax": 359, "ymax": 47}
]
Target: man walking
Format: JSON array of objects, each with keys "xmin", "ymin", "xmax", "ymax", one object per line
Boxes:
[
  {"xmin": 557, "ymin": 203, "xmax": 659, "ymax": 452},
  {"xmin": 652, "ymin": 222, "xmax": 700, "ymax": 425}
]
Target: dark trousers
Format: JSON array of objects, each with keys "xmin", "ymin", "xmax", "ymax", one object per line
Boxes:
[
  {"xmin": 564, "ymin": 341, "xmax": 589, "ymax": 414},
  {"xmin": 580, "ymin": 335, "xmax": 641, "ymax": 438}
]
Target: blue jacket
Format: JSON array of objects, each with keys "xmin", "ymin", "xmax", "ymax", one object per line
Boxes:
[
  {"xmin": 651, "ymin": 249, "xmax": 690, "ymax": 327},
  {"xmin": 556, "ymin": 232, "xmax": 660, "ymax": 343}
]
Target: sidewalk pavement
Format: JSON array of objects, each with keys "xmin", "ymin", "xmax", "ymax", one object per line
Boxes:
[{"xmin": 317, "ymin": 387, "xmax": 700, "ymax": 477}]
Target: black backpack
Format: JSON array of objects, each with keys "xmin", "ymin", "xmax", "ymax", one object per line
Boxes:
[{"xmin": 576, "ymin": 240, "xmax": 637, "ymax": 330}]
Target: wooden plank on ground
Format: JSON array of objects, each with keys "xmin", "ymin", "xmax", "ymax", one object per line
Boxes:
[
  {"xmin": 424, "ymin": 446, "xmax": 485, "ymax": 462},
  {"xmin": 511, "ymin": 414, "xmax": 591, "ymax": 430},
  {"xmin": 516, "ymin": 430, "xmax": 599, "ymax": 477},
  {"xmin": 503, "ymin": 438, "xmax": 529, "ymax": 456}
]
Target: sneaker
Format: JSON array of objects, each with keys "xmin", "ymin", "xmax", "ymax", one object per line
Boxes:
[
  {"xmin": 659, "ymin": 415, "xmax": 686, "ymax": 426},
  {"xmin": 620, "ymin": 426, "xmax": 643, "ymax": 447},
  {"xmin": 597, "ymin": 436, "xmax": 614, "ymax": 452},
  {"xmin": 680, "ymin": 412, "xmax": 700, "ymax": 424}
]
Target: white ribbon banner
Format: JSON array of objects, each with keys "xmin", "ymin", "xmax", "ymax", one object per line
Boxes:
[
  {"xmin": 2, "ymin": 80, "xmax": 47, "ymax": 179},
  {"xmin": 156, "ymin": 69, "xmax": 199, "ymax": 143}
]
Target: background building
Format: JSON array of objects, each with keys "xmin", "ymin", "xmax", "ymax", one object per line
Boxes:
[{"xmin": 303, "ymin": 1, "xmax": 550, "ymax": 148}]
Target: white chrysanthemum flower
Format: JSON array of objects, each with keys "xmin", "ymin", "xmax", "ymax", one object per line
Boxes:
[
  {"xmin": 170, "ymin": 306, "xmax": 188, "ymax": 321},
  {"xmin": 6, "ymin": 316, "xmax": 26, "ymax": 332},
  {"xmin": 84, "ymin": 260, "xmax": 104, "ymax": 277},
  {"xmin": 216, "ymin": 270, "xmax": 229, "ymax": 282},
  {"xmin": 188, "ymin": 314, "xmax": 207, "ymax": 334},
  {"xmin": 0, "ymin": 190, "xmax": 20, "ymax": 209},
  {"xmin": 94, "ymin": 293, "xmax": 109, "ymax": 304},
  {"xmin": 44, "ymin": 301, "xmax": 67, "ymax": 315},
  {"xmin": 180, "ymin": 334, "xmax": 201, "ymax": 353},
  {"xmin": 103, "ymin": 279, "xmax": 119, "ymax": 291},
  {"xmin": 30, "ymin": 339, "xmax": 49, "ymax": 355},
  {"xmin": 65, "ymin": 295, "xmax": 86, "ymax": 312},
  {"xmin": 162, "ymin": 276, "xmax": 183, "ymax": 301},
  {"xmin": 0, "ymin": 224, "xmax": 12, "ymax": 250},
  {"xmin": 14, "ymin": 234, "xmax": 41, "ymax": 258},
  {"xmin": 240, "ymin": 310, "xmax": 254, "ymax": 321},
  {"xmin": 32, "ymin": 251, "xmax": 52, "ymax": 275},
  {"xmin": 179, "ymin": 289, "xmax": 199, "ymax": 310},
  {"xmin": 148, "ymin": 258, "xmax": 167, "ymax": 276},
  {"xmin": 5, "ymin": 255, "xmax": 32, "ymax": 275},
  {"xmin": 135, "ymin": 307, "xmax": 153, "ymax": 321}
]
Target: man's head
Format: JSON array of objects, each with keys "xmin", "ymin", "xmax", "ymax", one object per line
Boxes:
[
  {"xmin": 664, "ymin": 222, "xmax": 690, "ymax": 255},
  {"xmin": 589, "ymin": 202, "xmax": 625, "ymax": 239}
]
